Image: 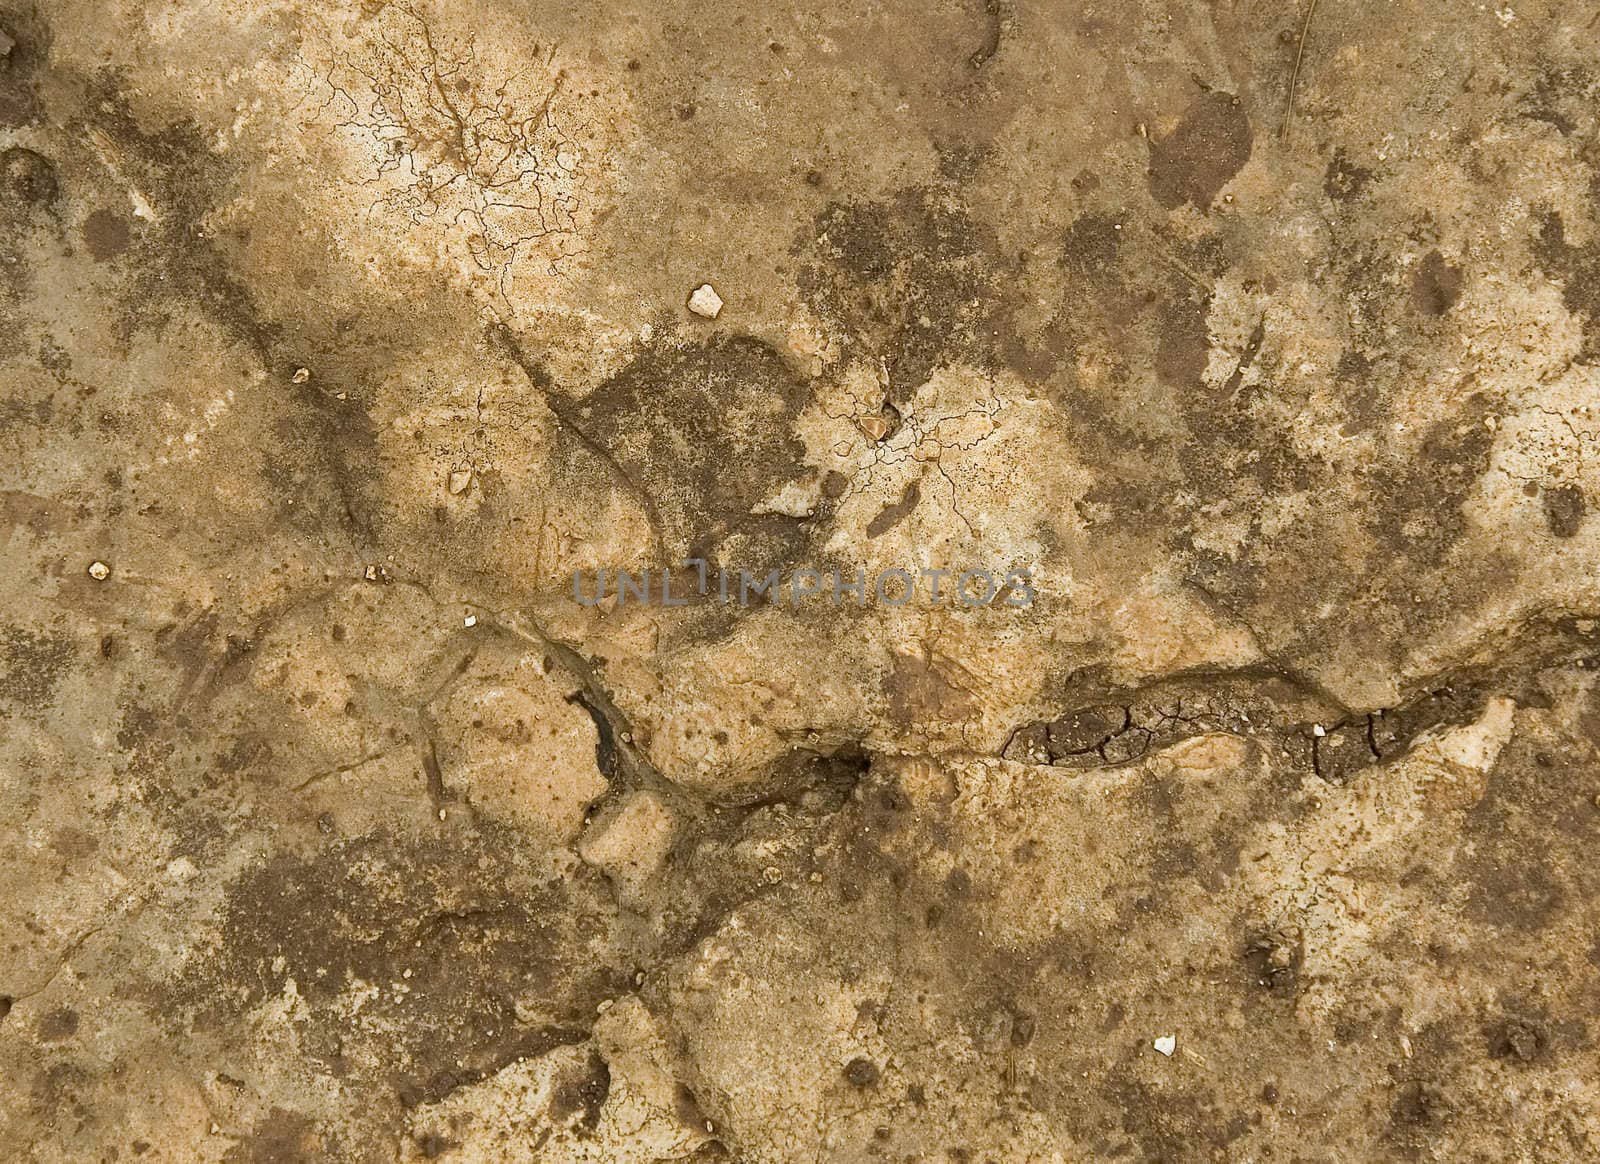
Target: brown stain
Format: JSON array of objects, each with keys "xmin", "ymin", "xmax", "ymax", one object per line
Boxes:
[
  {"xmin": 884, "ymin": 651, "xmax": 976, "ymax": 727},
  {"xmin": 1147, "ymin": 92, "xmax": 1254, "ymax": 209},
  {"xmin": 866, "ymin": 480, "xmax": 921, "ymax": 538},
  {"xmin": 81, "ymin": 209, "xmax": 131, "ymax": 261},
  {"xmin": 1410, "ymin": 249, "xmax": 1462, "ymax": 315},
  {"xmin": 37, "ymin": 1007, "xmax": 79, "ymax": 1041},
  {"xmin": 221, "ymin": 1108, "xmax": 323, "ymax": 1164}
]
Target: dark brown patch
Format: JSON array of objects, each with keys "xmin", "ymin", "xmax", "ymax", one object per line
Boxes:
[
  {"xmin": 0, "ymin": 9, "xmax": 47, "ymax": 128},
  {"xmin": 37, "ymin": 1007, "xmax": 78, "ymax": 1040},
  {"xmin": 0, "ymin": 625, "xmax": 74, "ymax": 712},
  {"xmin": 1313, "ymin": 720, "xmax": 1377, "ymax": 783},
  {"xmin": 843, "ymin": 1057, "xmax": 880, "ymax": 1087},
  {"xmin": 187, "ymin": 829, "xmax": 624, "ymax": 1103},
  {"xmin": 576, "ymin": 334, "xmax": 813, "ymax": 563},
  {"xmin": 796, "ymin": 190, "xmax": 1001, "ymax": 404},
  {"xmin": 82, "ymin": 209, "xmax": 132, "ymax": 261},
  {"xmin": 1410, "ymin": 249, "xmax": 1462, "ymax": 315},
  {"xmin": 1461, "ymin": 849, "xmax": 1565, "ymax": 933},
  {"xmin": 1155, "ymin": 295, "xmax": 1212, "ymax": 389},
  {"xmin": 866, "ymin": 480, "xmax": 921, "ymax": 538},
  {"xmin": 1543, "ymin": 483, "xmax": 1585, "ymax": 538},
  {"xmin": 1061, "ymin": 211, "xmax": 1124, "ymax": 282},
  {"xmin": 221, "ymin": 1108, "xmax": 322, "ymax": 1164},
  {"xmin": 1534, "ymin": 212, "xmax": 1600, "ymax": 360},
  {"xmin": 1324, "ymin": 150, "xmax": 1374, "ymax": 201},
  {"xmin": 1147, "ymin": 92, "xmax": 1253, "ymax": 209}
]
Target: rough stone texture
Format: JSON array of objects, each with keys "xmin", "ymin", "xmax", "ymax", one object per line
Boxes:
[{"xmin": 3, "ymin": 0, "xmax": 1600, "ymax": 1160}]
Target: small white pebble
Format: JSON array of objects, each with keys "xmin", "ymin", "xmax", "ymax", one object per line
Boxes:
[
  {"xmin": 463, "ymin": 614, "xmax": 477, "ymax": 628},
  {"xmin": 1312, "ymin": 724, "xmax": 1326, "ymax": 737},
  {"xmin": 1153, "ymin": 1034, "xmax": 1176, "ymax": 1056},
  {"xmin": 291, "ymin": 367, "xmax": 311, "ymax": 384},
  {"xmin": 87, "ymin": 560, "xmax": 111, "ymax": 581},
  {"xmin": 448, "ymin": 469, "xmax": 472, "ymax": 495},
  {"xmin": 687, "ymin": 283, "xmax": 724, "ymax": 319}
]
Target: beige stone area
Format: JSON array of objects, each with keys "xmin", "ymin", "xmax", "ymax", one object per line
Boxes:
[{"xmin": 4, "ymin": 0, "xmax": 1600, "ymax": 1160}]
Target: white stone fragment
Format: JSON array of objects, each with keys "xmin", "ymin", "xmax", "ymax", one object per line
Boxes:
[
  {"xmin": 87, "ymin": 560, "xmax": 111, "ymax": 581},
  {"xmin": 463, "ymin": 614, "xmax": 477, "ymax": 628},
  {"xmin": 448, "ymin": 468, "xmax": 472, "ymax": 495},
  {"xmin": 1153, "ymin": 1034, "xmax": 1176, "ymax": 1056},
  {"xmin": 687, "ymin": 283, "xmax": 724, "ymax": 319}
]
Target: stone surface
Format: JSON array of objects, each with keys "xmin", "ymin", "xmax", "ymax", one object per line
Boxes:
[{"xmin": 3, "ymin": 0, "xmax": 1600, "ymax": 1160}]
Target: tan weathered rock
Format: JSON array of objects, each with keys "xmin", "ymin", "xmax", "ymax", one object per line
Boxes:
[
  {"xmin": 5, "ymin": 1, "xmax": 1600, "ymax": 1160},
  {"xmin": 578, "ymin": 790, "xmax": 676, "ymax": 902}
]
